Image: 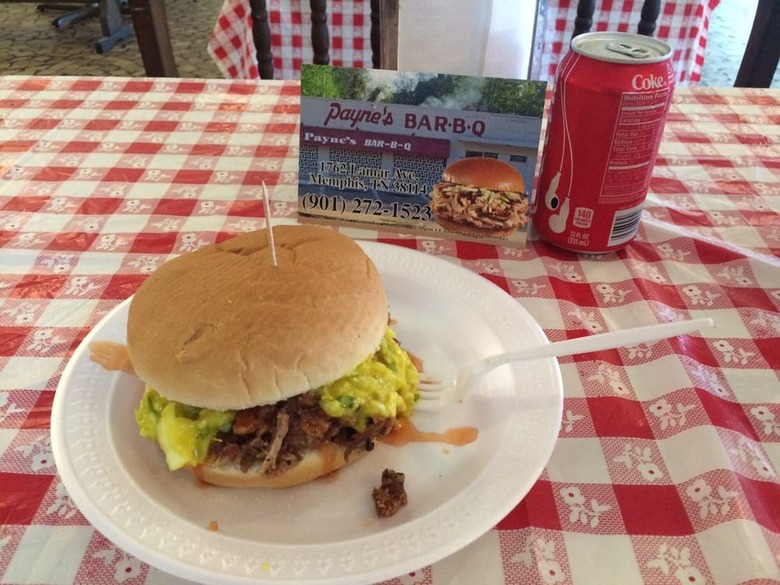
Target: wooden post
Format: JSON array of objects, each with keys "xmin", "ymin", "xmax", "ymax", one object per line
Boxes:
[
  {"xmin": 637, "ymin": 0, "xmax": 660, "ymax": 36},
  {"xmin": 310, "ymin": 0, "xmax": 330, "ymax": 66},
  {"xmin": 376, "ymin": 0, "xmax": 398, "ymax": 70},
  {"xmin": 249, "ymin": 0, "xmax": 274, "ymax": 79},
  {"xmin": 127, "ymin": 0, "xmax": 178, "ymax": 76},
  {"xmin": 735, "ymin": 0, "xmax": 780, "ymax": 88},
  {"xmin": 573, "ymin": 0, "xmax": 595, "ymax": 38}
]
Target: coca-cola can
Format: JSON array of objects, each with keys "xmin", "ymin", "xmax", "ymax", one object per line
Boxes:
[{"xmin": 533, "ymin": 32, "xmax": 675, "ymax": 253}]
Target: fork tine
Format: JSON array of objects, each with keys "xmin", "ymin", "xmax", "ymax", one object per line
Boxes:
[
  {"xmin": 413, "ymin": 397, "xmax": 445, "ymax": 411},
  {"xmin": 414, "ymin": 373, "xmax": 458, "ymax": 411},
  {"xmin": 417, "ymin": 384, "xmax": 445, "ymax": 394},
  {"xmin": 414, "ymin": 369, "xmax": 475, "ymax": 412},
  {"xmin": 416, "ymin": 393, "xmax": 443, "ymax": 402},
  {"xmin": 413, "ymin": 389, "xmax": 450, "ymax": 411}
]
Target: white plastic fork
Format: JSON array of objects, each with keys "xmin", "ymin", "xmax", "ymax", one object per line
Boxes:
[{"xmin": 415, "ymin": 318, "xmax": 714, "ymax": 412}]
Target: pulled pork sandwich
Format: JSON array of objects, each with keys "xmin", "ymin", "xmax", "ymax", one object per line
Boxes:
[
  {"xmin": 429, "ymin": 158, "xmax": 528, "ymax": 238},
  {"xmin": 128, "ymin": 225, "xmax": 419, "ymax": 488}
]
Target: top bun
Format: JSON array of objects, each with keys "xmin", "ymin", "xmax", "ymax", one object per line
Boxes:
[
  {"xmin": 127, "ymin": 226, "xmax": 388, "ymax": 411},
  {"xmin": 442, "ymin": 158, "xmax": 525, "ymax": 193}
]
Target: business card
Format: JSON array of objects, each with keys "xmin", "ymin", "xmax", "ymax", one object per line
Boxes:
[{"xmin": 297, "ymin": 65, "xmax": 547, "ymax": 247}]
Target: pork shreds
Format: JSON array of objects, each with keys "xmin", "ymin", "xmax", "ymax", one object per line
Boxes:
[
  {"xmin": 208, "ymin": 390, "xmax": 396, "ymax": 476},
  {"xmin": 372, "ymin": 468, "xmax": 408, "ymax": 518},
  {"xmin": 430, "ymin": 183, "xmax": 529, "ymax": 230}
]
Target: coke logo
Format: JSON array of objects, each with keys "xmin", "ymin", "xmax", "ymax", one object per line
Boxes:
[{"xmin": 631, "ymin": 74, "xmax": 666, "ymax": 90}]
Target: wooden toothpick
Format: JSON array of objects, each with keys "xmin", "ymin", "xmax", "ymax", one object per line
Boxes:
[{"xmin": 262, "ymin": 181, "xmax": 278, "ymax": 267}]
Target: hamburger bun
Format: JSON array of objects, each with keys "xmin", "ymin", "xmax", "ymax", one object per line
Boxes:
[
  {"xmin": 127, "ymin": 225, "xmax": 388, "ymax": 411},
  {"xmin": 441, "ymin": 158, "xmax": 525, "ymax": 194},
  {"xmin": 129, "ymin": 225, "xmax": 419, "ymax": 489},
  {"xmin": 191, "ymin": 443, "xmax": 364, "ymax": 488}
]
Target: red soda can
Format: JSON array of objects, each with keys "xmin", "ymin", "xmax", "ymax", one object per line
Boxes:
[{"xmin": 533, "ymin": 32, "xmax": 675, "ymax": 253}]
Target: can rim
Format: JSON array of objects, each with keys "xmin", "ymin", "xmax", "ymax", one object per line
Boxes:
[{"xmin": 571, "ymin": 32, "xmax": 672, "ymax": 64}]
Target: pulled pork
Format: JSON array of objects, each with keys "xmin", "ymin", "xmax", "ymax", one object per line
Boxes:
[
  {"xmin": 208, "ymin": 390, "xmax": 396, "ymax": 476},
  {"xmin": 430, "ymin": 182, "xmax": 529, "ymax": 231},
  {"xmin": 372, "ymin": 468, "xmax": 408, "ymax": 518}
]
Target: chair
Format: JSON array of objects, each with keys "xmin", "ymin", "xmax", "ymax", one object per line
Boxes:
[
  {"xmin": 247, "ymin": 0, "xmax": 330, "ymax": 79},
  {"xmin": 569, "ymin": 0, "xmax": 779, "ymax": 88},
  {"xmin": 128, "ymin": 0, "xmax": 394, "ymax": 79},
  {"xmin": 572, "ymin": 0, "xmax": 661, "ymax": 38},
  {"xmin": 36, "ymin": 1, "xmax": 98, "ymax": 28},
  {"xmin": 734, "ymin": 0, "xmax": 780, "ymax": 88},
  {"xmin": 0, "ymin": 0, "xmax": 131, "ymax": 52},
  {"xmin": 248, "ymin": 0, "xmax": 392, "ymax": 79}
]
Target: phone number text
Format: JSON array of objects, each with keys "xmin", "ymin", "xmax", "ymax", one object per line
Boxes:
[{"xmin": 300, "ymin": 193, "xmax": 433, "ymax": 222}]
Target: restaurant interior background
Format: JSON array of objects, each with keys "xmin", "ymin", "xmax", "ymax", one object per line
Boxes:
[
  {"xmin": 0, "ymin": 0, "xmax": 778, "ymax": 88},
  {"xmin": 2, "ymin": 1, "xmax": 780, "ymax": 583}
]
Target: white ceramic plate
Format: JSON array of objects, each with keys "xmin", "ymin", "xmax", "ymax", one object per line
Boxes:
[{"xmin": 52, "ymin": 241, "xmax": 563, "ymax": 585}]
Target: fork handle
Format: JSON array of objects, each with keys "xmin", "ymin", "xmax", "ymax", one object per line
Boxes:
[{"xmin": 480, "ymin": 318, "xmax": 714, "ymax": 373}]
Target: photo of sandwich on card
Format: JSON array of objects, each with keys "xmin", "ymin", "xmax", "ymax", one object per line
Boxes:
[{"xmin": 429, "ymin": 158, "xmax": 529, "ymax": 238}]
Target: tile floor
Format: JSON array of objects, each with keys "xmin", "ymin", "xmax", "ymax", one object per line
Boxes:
[
  {"xmin": 0, "ymin": 0, "xmax": 777, "ymax": 87},
  {"xmin": 0, "ymin": 0, "xmax": 223, "ymax": 78}
]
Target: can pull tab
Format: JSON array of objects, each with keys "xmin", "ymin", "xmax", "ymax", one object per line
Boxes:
[{"xmin": 606, "ymin": 42, "xmax": 653, "ymax": 59}]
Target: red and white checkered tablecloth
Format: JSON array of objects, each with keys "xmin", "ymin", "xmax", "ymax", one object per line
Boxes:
[
  {"xmin": 534, "ymin": 0, "xmax": 722, "ymax": 85},
  {"xmin": 208, "ymin": 0, "xmax": 719, "ymax": 84},
  {"xmin": 208, "ymin": 0, "xmax": 373, "ymax": 80},
  {"xmin": 1, "ymin": 76, "xmax": 779, "ymax": 584}
]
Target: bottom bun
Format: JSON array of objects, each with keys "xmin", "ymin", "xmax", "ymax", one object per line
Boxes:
[
  {"xmin": 433, "ymin": 214, "xmax": 518, "ymax": 239},
  {"xmin": 190, "ymin": 444, "xmax": 365, "ymax": 488}
]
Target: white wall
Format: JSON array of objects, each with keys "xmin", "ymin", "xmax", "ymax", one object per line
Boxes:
[{"xmin": 397, "ymin": 0, "xmax": 538, "ymax": 79}]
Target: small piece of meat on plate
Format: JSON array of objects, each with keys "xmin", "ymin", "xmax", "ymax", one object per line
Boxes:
[{"xmin": 372, "ymin": 468, "xmax": 408, "ymax": 518}]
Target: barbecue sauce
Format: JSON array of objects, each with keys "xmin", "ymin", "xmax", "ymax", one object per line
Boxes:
[
  {"xmin": 383, "ymin": 418, "xmax": 478, "ymax": 447},
  {"xmin": 89, "ymin": 341, "xmax": 135, "ymax": 375}
]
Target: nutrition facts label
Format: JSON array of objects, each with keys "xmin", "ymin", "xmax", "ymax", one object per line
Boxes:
[{"xmin": 602, "ymin": 88, "xmax": 672, "ymax": 202}]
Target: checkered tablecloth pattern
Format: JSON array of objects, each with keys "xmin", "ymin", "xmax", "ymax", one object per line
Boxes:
[
  {"xmin": 1, "ymin": 76, "xmax": 779, "ymax": 584},
  {"xmin": 533, "ymin": 0, "xmax": 721, "ymax": 85},
  {"xmin": 208, "ymin": 0, "xmax": 373, "ymax": 80},
  {"xmin": 208, "ymin": 0, "xmax": 719, "ymax": 84},
  {"xmin": 531, "ymin": 0, "xmax": 720, "ymax": 85}
]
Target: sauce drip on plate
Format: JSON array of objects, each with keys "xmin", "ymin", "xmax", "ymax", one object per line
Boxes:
[
  {"xmin": 383, "ymin": 418, "xmax": 478, "ymax": 447},
  {"xmin": 89, "ymin": 341, "xmax": 135, "ymax": 375}
]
